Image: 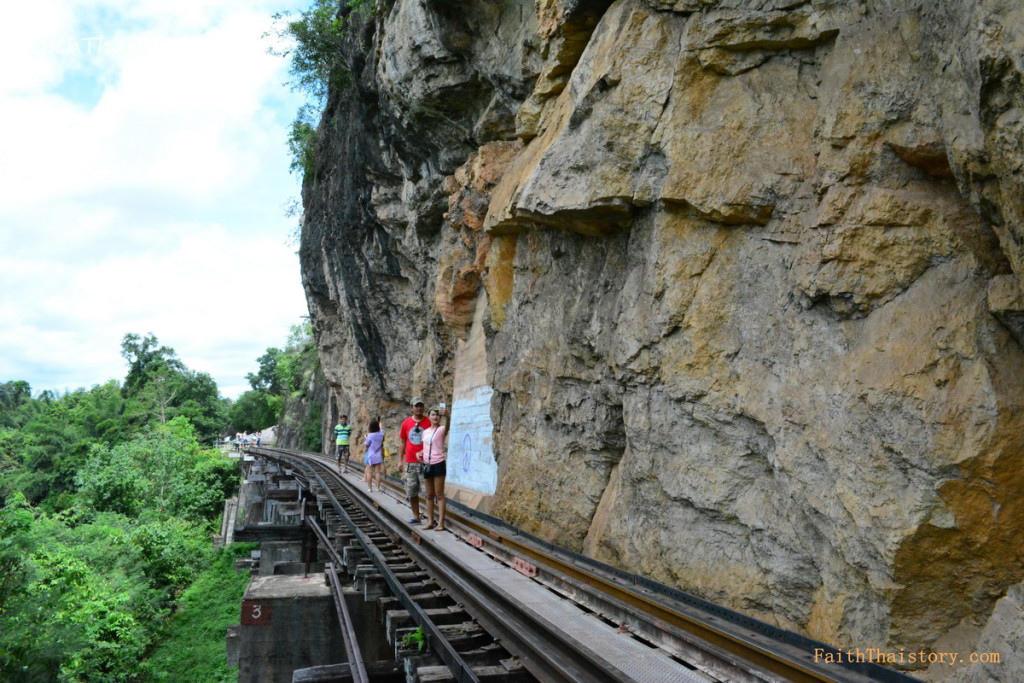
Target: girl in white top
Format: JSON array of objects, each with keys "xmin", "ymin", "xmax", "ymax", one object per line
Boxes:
[{"xmin": 418, "ymin": 405, "xmax": 448, "ymax": 531}]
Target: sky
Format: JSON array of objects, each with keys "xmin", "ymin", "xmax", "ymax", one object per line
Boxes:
[{"xmin": 0, "ymin": 0, "xmax": 314, "ymax": 400}]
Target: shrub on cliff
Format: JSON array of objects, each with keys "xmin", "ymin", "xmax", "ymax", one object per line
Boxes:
[
  {"xmin": 271, "ymin": 0, "xmax": 370, "ymax": 101},
  {"xmin": 268, "ymin": 0, "xmax": 375, "ymax": 179}
]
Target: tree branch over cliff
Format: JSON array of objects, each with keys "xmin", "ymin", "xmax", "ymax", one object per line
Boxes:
[{"xmin": 266, "ymin": 0, "xmax": 376, "ymax": 180}]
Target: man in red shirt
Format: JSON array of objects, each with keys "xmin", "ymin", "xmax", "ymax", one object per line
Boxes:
[{"xmin": 397, "ymin": 397, "xmax": 430, "ymax": 523}]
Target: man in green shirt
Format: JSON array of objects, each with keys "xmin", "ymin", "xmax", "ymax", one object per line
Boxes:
[{"xmin": 334, "ymin": 415, "xmax": 352, "ymax": 471}]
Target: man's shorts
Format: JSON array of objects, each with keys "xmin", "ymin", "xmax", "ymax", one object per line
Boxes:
[
  {"xmin": 404, "ymin": 462, "xmax": 423, "ymax": 498},
  {"xmin": 336, "ymin": 444, "xmax": 350, "ymax": 461}
]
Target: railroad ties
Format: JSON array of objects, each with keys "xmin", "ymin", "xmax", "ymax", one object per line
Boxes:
[
  {"xmin": 316, "ymin": 480, "xmax": 521, "ymax": 681},
  {"xmin": 246, "ymin": 447, "xmax": 921, "ymax": 683}
]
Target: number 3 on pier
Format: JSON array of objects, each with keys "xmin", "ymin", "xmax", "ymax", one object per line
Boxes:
[{"xmin": 242, "ymin": 600, "xmax": 272, "ymax": 625}]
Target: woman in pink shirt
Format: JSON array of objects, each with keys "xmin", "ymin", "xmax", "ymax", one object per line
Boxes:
[{"xmin": 418, "ymin": 405, "xmax": 448, "ymax": 531}]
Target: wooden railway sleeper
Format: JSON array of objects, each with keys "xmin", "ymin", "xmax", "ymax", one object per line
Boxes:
[
  {"xmin": 265, "ymin": 450, "xmax": 597, "ymax": 681},
  {"xmin": 400, "ymin": 590, "xmax": 452, "ymax": 611},
  {"xmin": 290, "ymin": 455, "xmax": 492, "ymax": 683},
  {"xmin": 264, "ymin": 451, "xmax": 553, "ymax": 682}
]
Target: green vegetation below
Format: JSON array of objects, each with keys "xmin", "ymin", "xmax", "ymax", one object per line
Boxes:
[
  {"xmin": 0, "ymin": 419, "xmax": 240, "ymax": 681},
  {"xmin": 0, "ymin": 323, "xmax": 322, "ymax": 680},
  {"xmin": 141, "ymin": 544, "xmax": 256, "ymax": 683}
]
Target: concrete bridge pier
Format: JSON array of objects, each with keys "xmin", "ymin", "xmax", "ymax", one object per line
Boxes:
[{"xmin": 236, "ymin": 574, "xmax": 342, "ymax": 683}]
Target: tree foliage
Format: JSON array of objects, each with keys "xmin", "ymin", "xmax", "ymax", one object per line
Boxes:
[
  {"xmin": 0, "ymin": 322, "xmax": 323, "ymax": 679},
  {"xmin": 228, "ymin": 391, "xmax": 283, "ymax": 434},
  {"xmin": 269, "ymin": 0, "xmax": 372, "ymax": 102},
  {"xmin": 268, "ymin": 0, "xmax": 375, "ymax": 179},
  {"xmin": 229, "ymin": 321, "xmax": 319, "ymax": 436},
  {"xmin": 141, "ymin": 544, "xmax": 256, "ymax": 682},
  {"xmin": 0, "ymin": 494, "xmax": 212, "ymax": 681},
  {"xmin": 0, "ymin": 382, "xmax": 31, "ymax": 426},
  {"xmin": 0, "ymin": 416, "xmax": 236, "ymax": 679},
  {"xmin": 120, "ymin": 334, "xmax": 227, "ymax": 443},
  {"xmin": 1, "ymin": 334, "xmax": 229, "ymax": 510},
  {"xmin": 76, "ymin": 418, "xmax": 238, "ymax": 521},
  {"xmin": 246, "ymin": 348, "xmax": 285, "ymax": 395},
  {"xmin": 120, "ymin": 333, "xmax": 182, "ymax": 399}
]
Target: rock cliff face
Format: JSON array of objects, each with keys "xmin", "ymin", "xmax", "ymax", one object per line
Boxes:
[{"xmin": 299, "ymin": 0, "xmax": 1024, "ymax": 666}]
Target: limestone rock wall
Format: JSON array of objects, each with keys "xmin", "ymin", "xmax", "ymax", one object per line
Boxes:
[{"xmin": 299, "ymin": 0, "xmax": 1024, "ymax": 663}]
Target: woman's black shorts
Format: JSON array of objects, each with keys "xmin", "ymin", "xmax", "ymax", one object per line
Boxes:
[{"xmin": 422, "ymin": 461, "xmax": 447, "ymax": 479}]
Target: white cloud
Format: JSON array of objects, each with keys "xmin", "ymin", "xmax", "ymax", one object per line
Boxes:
[{"xmin": 0, "ymin": 0, "xmax": 312, "ymax": 399}]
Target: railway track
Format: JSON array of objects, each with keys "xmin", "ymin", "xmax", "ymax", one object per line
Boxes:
[{"xmin": 249, "ymin": 447, "xmax": 918, "ymax": 683}]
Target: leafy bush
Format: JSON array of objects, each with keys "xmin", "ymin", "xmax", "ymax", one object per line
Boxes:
[
  {"xmin": 0, "ymin": 332, "xmax": 249, "ymax": 680},
  {"xmin": 76, "ymin": 418, "xmax": 238, "ymax": 520},
  {"xmin": 271, "ymin": 0, "xmax": 373, "ymax": 101},
  {"xmin": 128, "ymin": 519, "xmax": 210, "ymax": 591},
  {"xmin": 228, "ymin": 390, "xmax": 282, "ymax": 435},
  {"xmin": 288, "ymin": 105, "xmax": 320, "ymax": 181}
]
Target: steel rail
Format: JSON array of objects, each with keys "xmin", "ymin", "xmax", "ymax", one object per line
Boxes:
[
  {"xmin": 273, "ymin": 450, "xmax": 644, "ymax": 681},
  {"xmin": 276, "ymin": 452, "xmax": 484, "ymax": 683},
  {"xmin": 276, "ymin": 449, "xmax": 627, "ymax": 682},
  {"xmin": 438, "ymin": 504, "xmax": 919, "ymax": 682},
  {"xmin": 353, "ymin": 452, "xmax": 911, "ymax": 682},
  {"xmin": 326, "ymin": 560, "xmax": 371, "ymax": 683},
  {"xmin": 447, "ymin": 512, "xmax": 842, "ymax": 682},
  {"xmin": 384, "ymin": 512, "xmax": 628, "ymax": 683},
  {"xmin": 306, "ymin": 517, "xmax": 370, "ymax": 683}
]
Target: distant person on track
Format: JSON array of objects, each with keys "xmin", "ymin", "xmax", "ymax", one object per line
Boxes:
[
  {"xmin": 334, "ymin": 415, "xmax": 352, "ymax": 472},
  {"xmin": 364, "ymin": 418, "xmax": 385, "ymax": 492},
  {"xmin": 419, "ymin": 404, "xmax": 449, "ymax": 531},
  {"xmin": 397, "ymin": 397, "xmax": 429, "ymax": 524}
]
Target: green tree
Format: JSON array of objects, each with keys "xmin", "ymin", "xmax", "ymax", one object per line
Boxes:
[
  {"xmin": 0, "ymin": 382, "xmax": 131, "ymax": 509},
  {"xmin": 74, "ymin": 442, "xmax": 150, "ymax": 517},
  {"xmin": 269, "ymin": 1, "xmax": 376, "ymax": 178},
  {"xmin": 127, "ymin": 518, "xmax": 209, "ymax": 590},
  {"xmin": 280, "ymin": 322, "xmax": 317, "ymax": 394},
  {"xmin": 77, "ymin": 418, "xmax": 237, "ymax": 520},
  {"xmin": 0, "ymin": 381, "xmax": 31, "ymax": 428},
  {"xmin": 120, "ymin": 333, "xmax": 183, "ymax": 399},
  {"xmin": 119, "ymin": 334, "xmax": 228, "ymax": 442},
  {"xmin": 246, "ymin": 348, "xmax": 285, "ymax": 395},
  {"xmin": 13, "ymin": 400, "xmax": 91, "ymax": 507},
  {"xmin": 287, "ymin": 104, "xmax": 320, "ymax": 180},
  {"xmin": 0, "ymin": 492, "xmax": 33, "ymax": 618},
  {"xmin": 0, "ymin": 336, "xmax": 241, "ymax": 680},
  {"xmin": 270, "ymin": 0, "xmax": 356, "ymax": 102},
  {"xmin": 228, "ymin": 390, "xmax": 282, "ymax": 433},
  {"xmin": 170, "ymin": 370, "xmax": 228, "ymax": 443}
]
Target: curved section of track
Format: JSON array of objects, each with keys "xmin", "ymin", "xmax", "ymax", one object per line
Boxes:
[{"xmin": 251, "ymin": 446, "xmax": 919, "ymax": 683}]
